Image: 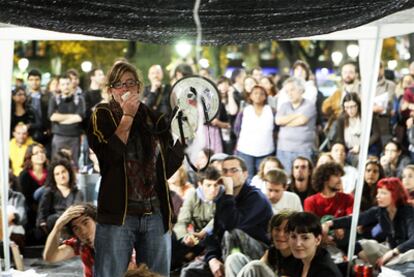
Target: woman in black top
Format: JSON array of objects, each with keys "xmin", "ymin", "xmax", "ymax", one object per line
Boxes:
[
  {"xmin": 10, "ymin": 86, "xmax": 36, "ymax": 138},
  {"xmin": 37, "ymin": 158, "xmax": 83, "ymax": 233},
  {"xmin": 287, "ymin": 212, "xmax": 342, "ymax": 277}
]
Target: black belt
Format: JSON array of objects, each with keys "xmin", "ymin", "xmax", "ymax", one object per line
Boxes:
[{"xmin": 127, "ymin": 197, "xmax": 160, "ymax": 216}]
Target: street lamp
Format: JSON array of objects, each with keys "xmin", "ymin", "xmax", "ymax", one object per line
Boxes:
[
  {"xmin": 175, "ymin": 41, "xmax": 192, "ymax": 58},
  {"xmin": 17, "ymin": 58, "xmax": 29, "ymax": 72},
  {"xmin": 81, "ymin": 61, "xmax": 92, "ymax": 73},
  {"xmin": 346, "ymin": 44, "xmax": 359, "ymax": 59},
  {"xmin": 331, "ymin": 51, "xmax": 343, "ymax": 66},
  {"xmin": 198, "ymin": 58, "xmax": 209, "ymax": 68},
  {"xmin": 387, "ymin": 60, "xmax": 398, "ymax": 70}
]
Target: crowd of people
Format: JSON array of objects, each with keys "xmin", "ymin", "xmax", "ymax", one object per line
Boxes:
[{"xmin": 6, "ymin": 57, "xmax": 414, "ymax": 277}]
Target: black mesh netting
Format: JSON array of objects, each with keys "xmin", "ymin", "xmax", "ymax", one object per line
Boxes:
[{"xmin": 0, "ymin": 0, "xmax": 414, "ymax": 45}]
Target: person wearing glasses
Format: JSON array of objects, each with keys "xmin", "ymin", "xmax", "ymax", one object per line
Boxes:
[
  {"xmin": 334, "ymin": 92, "xmax": 382, "ymax": 167},
  {"xmin": 181, "ymin": 155, "xmax": 272, "ymax": 277},
  {"xmin": 87, "ymin": 61, "xmax": 184, "ymax": 277}
]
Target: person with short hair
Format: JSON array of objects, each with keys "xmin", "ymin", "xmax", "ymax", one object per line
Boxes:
[
  {"xmin": 142, "ymin": 64, "xmax": 172, "ymax": 116},
  {"xmin": 10, "ymin": 123, "xmax": 35, "ymax": 176},
  {"xmin": 48, "ymin": 74, "xmax": 86, "ymax": 166},
  {"xmin": 27, "ymin": 69, "xmax": 52, "ymax": 149},
  {"xmin": 275, "ymin": 77, "xmax": 316, "ymax": 173},
  {"xmin": 288, "ymin": 156, "xmax": 315, "ymax": 205},
  {"xmin": 264, "ymin": 169, "xmax": 302, "ymax": 214},
  {"xmin": 288, "ymin": 212, "xmax": 342, "ymax": 276},
  {"xmin": 172, "ymin": 166, "xmax": 223, "ymax": 269}
]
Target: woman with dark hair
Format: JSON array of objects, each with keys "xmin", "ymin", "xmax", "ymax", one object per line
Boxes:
[
  {"xmin": 37, "ymin": 158, "xmax": 83, "ymax": 233},
  {"xmin": 225, "ymin": 211, "xmax": 297, "ymax": 277},
  {"xmin": 234, "ymin": 85, "xmax": 275, "ymax": 178},
  {"xmin": 402, "ymin": 164, "xmax": 414, "ymax": 199},
  {"xmin": 19, "ymin": 143, "xmax": 48, "ymax": 244},
  {"xmin": 287, "ymin": 212, "xmax": 342, "ymax": 276},
  {"xmin": 323, "ymin": 177, "xmax": 414, "ymax": 266},
  {"xmin": 260, "ymin": 76, "xmax": 278, "ymax": 111},
  {"xmin": 335, "ymin": 92, "xmax": 382, "ymax": 166},
  {"xmin": 380, "ymin": 139, "xmax": 411, "ymax": 177},
  {"xmin": 361, "ymin": 159, "xmax": 385, "ymax": 211},
  {"xmin": 10, "ymin": 86, "xmax": 36, "ymax": 138}
]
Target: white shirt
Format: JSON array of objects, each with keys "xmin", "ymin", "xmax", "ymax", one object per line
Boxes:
[
  {"xmin": 271, "ymin": 191, "xmax": 303, "ymax": 214},
  {"xmin": 342, "ymin": 165, "xmax": 358, "ymax": 194}
]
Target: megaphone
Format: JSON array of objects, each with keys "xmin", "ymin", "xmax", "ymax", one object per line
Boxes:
[
  {"xmin": 170, "ymin": 76, "xmax": 220, "ymax": 144},
  {"xmin": 170, "ymin": 76, "xmax": 220, "ymax": 170}
]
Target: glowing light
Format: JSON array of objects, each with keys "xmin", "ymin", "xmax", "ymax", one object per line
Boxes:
[{"xmin": 81, "ymin": 61, "xmax": 93, "ymax": 73}]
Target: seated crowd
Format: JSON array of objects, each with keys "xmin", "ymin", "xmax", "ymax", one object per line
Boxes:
[{"xmin": 6, "ymin": 60, "xmax": 414, "ymax": 276}]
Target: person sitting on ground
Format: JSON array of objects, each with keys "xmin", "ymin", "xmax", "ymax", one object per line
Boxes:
[
  {"xmin": 225, "ymin": 211, "xmax": 297, "ymax": 277},
  {"xmin": 168, "ymin": 165, "xmax": 195, "ymax": 201},
  {"xmin": 288, "ymin": 212, "xmax": 342, "ymax": 276},
  {"xmin": 330, "ymin": 142, "xmax": 358, "ymax": 193},
  {"xmin": 322, "ymin": 177, "xmax": 414, "ymax": 267},
  {"xmin": 250, "ymin": 156, "xmax": 284, "ymax": 193},
  {"xmin": 180, "ymin": 156, "xmax": 273, "ymax": 277},
  {"xmin": 380, "ymin": 139, "xmax": 410, "ymax": 178},
  {"xmin": 288, "ymin": 156, "xmax": 315, "ymax": 206},
  {"xmin": 19, "ymin": 142, "xmax": 48, "ymax": 245},
  {"xmin": 37, "ymin": 158, "xmax": 84, "ymax": 234},
  {"xmin": 402, "ymin": 164, "xmax": 414, "ymax": 200},
  {"xmin": 7, "ymin": 168, "xmax": 27, "ymax": 250},
  {"xmin": 315, "ymin": 152, "xmax": 334, "ymax": 168},
  {"xmin": 304, "ymin": 162, "xmax": 353, "ymax": 219},
  {"xmin": 43, "ymin": 204, "xmax": 96, "ymax": 277},
  {"xmin": 172, "ymin": 166, "xmax": 223, "ymax": 270},
  {"xmin": 361, "ymin": 159, "xmax": 385, "ymax": 211},
  {"xmin": 264, "ymin": 169, "xmax": 302, "ymax": 214}
]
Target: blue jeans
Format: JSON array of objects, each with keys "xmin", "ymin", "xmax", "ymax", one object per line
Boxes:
[
  {"xmin": 236, "ymin": 151, "xmax": 272, "ymax": 180},
  {"xmin": 277, "ymin": 149, "xmax": 313, "ymax": 175},
  {"xmin": 94, "ymin": 210, "xmax": 171, "ymax": 277}
]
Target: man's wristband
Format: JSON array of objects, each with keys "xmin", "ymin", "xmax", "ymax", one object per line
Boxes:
[{"xmin": 123, "ymin": 113, "xmax": 134, "ymax": 118}]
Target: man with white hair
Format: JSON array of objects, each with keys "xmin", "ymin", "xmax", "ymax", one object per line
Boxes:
[
  {"xmin": 275, "ymin": 77, "xmax": 317, "ymax": 173},
  {"xmin": 142, "ymin": 64, "xmax": 172, "ymax": 116}
]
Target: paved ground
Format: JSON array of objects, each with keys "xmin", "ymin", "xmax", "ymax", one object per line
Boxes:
[{"xmin": 23, "ymin": 257, "xmax": 83, "ymax": 276}]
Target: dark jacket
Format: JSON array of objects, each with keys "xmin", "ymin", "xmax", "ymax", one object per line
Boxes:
[
  {"xmin": 142, "ymin": 84, "xmax": 172, "ymax": 117},
  {"xmin": 335, "ymin": 114, "xmax": 382, "ymax": 150},
  {"xmin": 204, "ymin": 183, "xmax": 272, "ymax": 262},
  {"xmin": 290, "ymin": 248, "xmax": 342, "ymax": 277},
  {"xmin": 87, "ymin": 102, "xmax": 184, "ymax": 231},
  {"xmin": 37, "ymin": 187, "xmax": 84, "ymax": 227},
  {"xmin": 333, "ymin": 205, "xmax": 414, "ymax": 253}
]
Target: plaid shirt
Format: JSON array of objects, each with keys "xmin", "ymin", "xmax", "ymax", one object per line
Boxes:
[{"xmin": 64, "ymin": 237, "xmax": 94, "ymax": 277}]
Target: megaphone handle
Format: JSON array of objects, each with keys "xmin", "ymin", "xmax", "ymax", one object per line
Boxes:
[{"xmin": 177, "ymin": 111, "xmax": 187, "ymax": 148}]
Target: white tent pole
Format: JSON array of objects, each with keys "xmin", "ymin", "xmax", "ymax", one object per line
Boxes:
[
  {"xmin": 0, "ymin": 39, "xmax": 14, "ymax": 271},
  {"xmin": 346, "ymin": 29, "xmax": 383, "ymax": 275}
]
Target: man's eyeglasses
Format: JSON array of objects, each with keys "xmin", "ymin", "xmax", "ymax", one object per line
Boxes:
[
  {"xmin": 110, "ymin": 79, "xmax": 139, "ymax": 89},
  {"xmin": 222, "ymin": 168, "xmax": 241, "ymax": 174}
]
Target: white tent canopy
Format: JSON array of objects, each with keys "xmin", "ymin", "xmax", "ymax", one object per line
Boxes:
[{"xmin": 1, "ymin": 6, "xmax": 414, "ymax": 275}]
